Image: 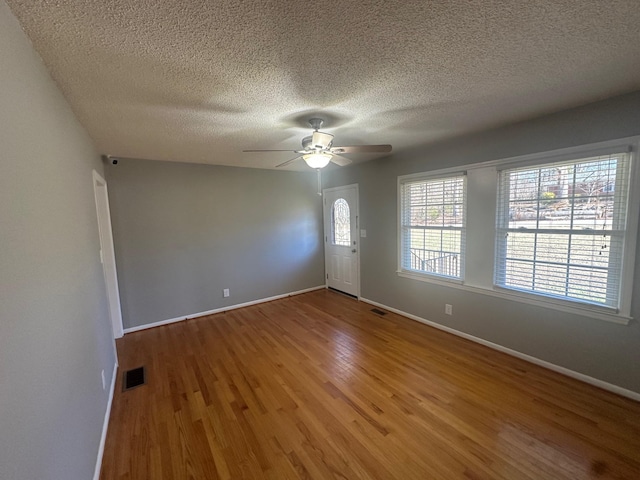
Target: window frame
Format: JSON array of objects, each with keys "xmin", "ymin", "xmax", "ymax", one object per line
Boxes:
[
  {"xmin": 397, "ymin": 171, "xmax": 467, "ymax": 283},
  {"xmin": 396, "ymin": 136, "xmax": 640, "ymax": 325}
]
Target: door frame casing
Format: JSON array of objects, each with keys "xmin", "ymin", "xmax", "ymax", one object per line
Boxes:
[
  {"xmin": 92, "ymin": 170, "xmax": 124, "ymax": 339},
  {"xmin": 322, "ymin": 183, "xmax": 361, "ymax": 298}
]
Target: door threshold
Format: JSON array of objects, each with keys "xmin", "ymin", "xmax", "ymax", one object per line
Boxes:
[{"xmin": 327, "ymin": 287, "xmax": 358, "ymax": 299}]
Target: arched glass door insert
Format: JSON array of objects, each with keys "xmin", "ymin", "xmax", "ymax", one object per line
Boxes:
[{"xmin": 332, "ymin": 198, "xmax": 351, "ymax": 246}]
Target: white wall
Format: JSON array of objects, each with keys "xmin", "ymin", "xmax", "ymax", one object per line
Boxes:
[{"xmin": 0, "ymin": 2, "xmax": 117, "ymax": 479}]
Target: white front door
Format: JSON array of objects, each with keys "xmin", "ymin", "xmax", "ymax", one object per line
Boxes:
[{"xmin": 323, "ymin": 184, "xmax": 359, "ymax": 297}]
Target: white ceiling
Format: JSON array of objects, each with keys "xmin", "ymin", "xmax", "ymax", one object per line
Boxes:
[{"xmin": 6, "ymin": 0, "xmax": 640, "ymax": 170}]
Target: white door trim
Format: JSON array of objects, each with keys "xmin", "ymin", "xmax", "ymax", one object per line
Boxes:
[
  {"xmin": 323, "ymin": 184, "xmax": 360, "ymax": 298},
  {"xmin": 92, "ymin": 170, "xmax": 124, "ymax": 339}
]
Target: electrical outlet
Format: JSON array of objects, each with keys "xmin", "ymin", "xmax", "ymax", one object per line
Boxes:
[
  {"xmin": 101, "ymin": 369, "xmax": 106, "ymax": 390},
  {"xmin": 223, "ymin": 288, "xmax": 230, "ymax": 298},
  {"xmin": 445, "ymin": 304, "xmax": 453, "ymax": 315}
]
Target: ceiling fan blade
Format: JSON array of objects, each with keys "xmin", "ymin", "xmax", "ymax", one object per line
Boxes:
[
  {"xmin": 243, "ymin": 149, "xmax": 296, "ymax": 152},
  {"xmin": 330, "ymin": 154, "xmax": 352, "ymax": 167},
  {"xmin": 275, "ymin": 155, "xmax": 303, "ymax": 168},
  {"xmin": 330, "ymin": 144, "xmax": 392, "ymax": 154}
]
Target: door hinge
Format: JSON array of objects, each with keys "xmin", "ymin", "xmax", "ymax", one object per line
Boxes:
[{"xmin": 326, "ymin": 274, "xmax": 329, "ymax": 280}]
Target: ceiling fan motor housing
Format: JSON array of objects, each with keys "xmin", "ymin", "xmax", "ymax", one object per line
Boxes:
[{"xmin": 306, "ymin": 131, "xmax": 333, "ymax": 150}]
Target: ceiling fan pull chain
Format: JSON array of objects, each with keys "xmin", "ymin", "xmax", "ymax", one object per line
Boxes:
[{"xmin": 317, "ymin": 169, "xmax": 322, "ymax": 196}]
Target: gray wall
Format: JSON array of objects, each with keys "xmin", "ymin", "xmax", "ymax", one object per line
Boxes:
[
  {"xmin": 324, "ymin": 91, "xmax": 640, "ymax": 394},
  {"xmin": 0, "ymin": 2, "xmax": 117, "ymax": 479},
  {"xmin": 105, "ymin": 159, "xmax": 325, "ymax": 329}
]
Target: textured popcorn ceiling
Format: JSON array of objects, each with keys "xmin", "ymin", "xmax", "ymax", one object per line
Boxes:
[{"xmin": 6, "ymin": 0, "xmax": 640, "ymax": 170}]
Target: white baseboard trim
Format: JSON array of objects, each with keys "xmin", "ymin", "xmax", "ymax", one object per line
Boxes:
[
  {"xmin": 123, "ymin": 285, "xmax": 326, "ymax": 334},
  {"xmin": 93, "ymin": 361, "xmax": 118, "ymax": 480},
  {"xmin": 360, "ymin": 297, "xmax": 640, "ymax": 402}
]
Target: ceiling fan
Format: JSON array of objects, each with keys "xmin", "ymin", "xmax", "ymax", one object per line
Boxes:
[{"xmin": 243, "ymin": 118, "xmax": 392, "ymax": 169}]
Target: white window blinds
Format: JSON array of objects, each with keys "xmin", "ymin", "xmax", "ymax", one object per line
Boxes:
[
  {"xmin": 495, "ymin": 152, "xmax": 631, "ymax": 308},
  {"xmin": 400, "ymin": 174, "xmax": 466, "ymax": 279}
]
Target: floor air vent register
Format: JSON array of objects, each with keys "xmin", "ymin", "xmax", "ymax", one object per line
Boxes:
[
  {"xmin": 370, "ymin": 308, "xmax": 387, "ymax": 316},
  {"xmin": 123, "ymin": 366, "xmax": 146, "ymax": 391}
]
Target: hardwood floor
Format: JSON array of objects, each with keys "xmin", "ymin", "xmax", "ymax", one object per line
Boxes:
[{"xmin": 100, "ymin": 290, "xmax": 640, "ymax": 479}]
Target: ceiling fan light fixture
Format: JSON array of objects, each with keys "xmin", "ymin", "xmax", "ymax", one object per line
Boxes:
[{"xmin": 303, "ymin": 153, "xmax": 332, "ymax": 169}]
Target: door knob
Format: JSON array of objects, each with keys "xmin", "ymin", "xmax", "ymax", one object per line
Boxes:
[{"xmin": 352, "ymin": 249, "xmax": 357, "ymax": 253}]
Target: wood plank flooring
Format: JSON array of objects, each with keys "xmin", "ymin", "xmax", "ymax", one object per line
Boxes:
[{"xmin": 100, "ymin": 290, "xmax": 640, "ymax": 479}]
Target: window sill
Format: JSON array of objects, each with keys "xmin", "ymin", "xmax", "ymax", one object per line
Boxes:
[
  {"xmin": 397, "ymin": 270, "xmax": 464, "ymax": 286},
  {"xmin": 396, "ymin": 270, "xmax": 631, "ymax": 325}
]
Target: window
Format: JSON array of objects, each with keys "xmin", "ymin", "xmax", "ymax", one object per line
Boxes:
[
  {"xmin": 400, "ymin": 173, "xmax": 466, "ymax": 279},
  {"xmin": 495, "ymin": 152, "xmax": 631, "ymax": 308},
  {"xmin": 332, "ymin": 198, "xmax": 350, "ymax": 246},
  {"xmin": 397, "ymin": 138, "xmax": 638, "ymax": 324}
]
